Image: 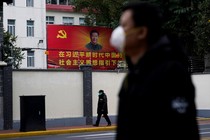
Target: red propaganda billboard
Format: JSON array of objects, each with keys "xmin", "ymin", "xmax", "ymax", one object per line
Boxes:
[{"xmin": 46, "ymin": 25, "xmax": 124, "ymax": 70}]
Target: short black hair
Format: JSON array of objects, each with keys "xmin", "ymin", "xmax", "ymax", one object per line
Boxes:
[
  {"xmin": 122, "ymin": 1, "xmax": 164, "ymax": 45},
  {"xmin": 90, "ymin": 30, "xmax": 99, "ymax": 37}
]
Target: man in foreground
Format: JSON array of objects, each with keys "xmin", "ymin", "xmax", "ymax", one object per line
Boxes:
[{"xmin": 110, "ymin": 1, "xmax": 200, "ymax": 140}]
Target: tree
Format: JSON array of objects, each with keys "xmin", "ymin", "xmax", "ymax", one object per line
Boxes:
[
  {"xmin": 73, "ymin": 0, "xmax": 128, "ymax": 28},
  {"xmin": 191, "ymin": 0, "xmax": 210, "ymax": 57},
  {"xmin": 149, "ymin": 0, "xmax": 210, "ymax": 58},
  {"xmin": 73, "ymin": 0, "xmax": 210, "ymax": 58},
  {"xmin": 2, "ymin": 31, "xmax": 24, "ymax": 69}
]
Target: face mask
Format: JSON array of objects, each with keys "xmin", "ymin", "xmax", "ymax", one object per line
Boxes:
[
  {"xmin": 110, "ymin": 26, "xmax": 125, "ymax": 52},
  {"xmin": 98, "ymin": 92, "xmax": 102, "ymax": 95}
]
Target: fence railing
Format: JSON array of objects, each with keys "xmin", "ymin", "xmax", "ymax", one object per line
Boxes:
[{"xmin": 188, "ymin": 56, "xmax": 205, "ymax": 73}]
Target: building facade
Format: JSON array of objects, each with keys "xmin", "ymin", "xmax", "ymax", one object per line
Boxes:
[{"xmin": 3, "ymin": 0, "xmax": 85, "ymax": 69}]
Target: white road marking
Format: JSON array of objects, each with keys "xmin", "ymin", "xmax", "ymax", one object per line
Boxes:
[
  {"xmin": 200, "ymin": 132, "xmax": 210, "ymax": 135},
  {"xmin": 67, "ymin": 132, "xmax": 115, "ymax": 138},
  {"xmin": 199, "ymin": 128, "xmax": 210, "ymax": 131},
  {"xmin": 85, "ymin": 135, "xmax": 114, "ymax": 139}
]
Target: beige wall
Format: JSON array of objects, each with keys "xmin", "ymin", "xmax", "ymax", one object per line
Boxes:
[
  {"xmin": 13, "ymin": 71, "xmax": 84, "ymax": 120},
  {"xmin": 12, "ymin": 70, "xmax": 210, "ymax": 121},
  {"xmin": 12, "ymin": 70, "xmax": 126, "ymax": 121},
  {"xmin": 192, "ymin": 74, "xmax": 210, "ymax": 110},
  {"xmin": 92, "ymin": 72, "xmax": 126, "ymax": 116}
]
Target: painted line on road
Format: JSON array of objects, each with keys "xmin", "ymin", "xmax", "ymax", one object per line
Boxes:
[
  {"xmin": 67, "ymin": 132, "xmax": 115, "ymax": 138},
  {"xmin": 85, "ymin": 135, "xmax": 114, "ymax": 139},
  {"xmin": 200, "ymin": 132, "xmax": 210, "ymax": 135}
]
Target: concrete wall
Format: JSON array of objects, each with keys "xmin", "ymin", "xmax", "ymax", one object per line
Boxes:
[
  {"xmin": 92, "ymin": 72, "xmax": 126, "ymax": 116},
  {"xmin": 192, "ymin": 74, "xmax": 210, "ymax": 117},
  {"xmin": 12, "ymin": 70, "xmax": 210, "ymax": 128},
  {"xmin": 13, "ymin": 70, "xmax": 84, "ymax": 120},
  {"xmin": 12, "ymin": 70, "xmax": 126, "ymax": 128}
]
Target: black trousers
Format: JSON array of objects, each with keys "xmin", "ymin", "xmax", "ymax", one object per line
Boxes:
[{"xmin": 95, "ymin": 113, "xmax": 111, "ymax": 125}]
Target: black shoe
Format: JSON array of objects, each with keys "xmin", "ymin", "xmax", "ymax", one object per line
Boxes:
[
  {"xmin": 107, "ymin": 123, "xmax": 111, "ymax": 126},
  {"xmin": 93, "ymin": 124, "xmax": 99, "ymax": 127}
]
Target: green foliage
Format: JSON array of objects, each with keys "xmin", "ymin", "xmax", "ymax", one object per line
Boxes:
[
  {"xmin": 145, "ymin": 0, "xmax": 209, "ymax": 57},
  {"xmin": 2, "ymin": 31, "xmax": 25, "ymax": 69},
  {"xmin": 191, "ymin": 0, "xmax": 210, "ymax": 57},
  {"xmin": 73, "ymin": 0, "xmax": 210, "ymax": 58},
  {"xmin": 73, "ymin": 0, "xmax": 128, "ymax": 28}
]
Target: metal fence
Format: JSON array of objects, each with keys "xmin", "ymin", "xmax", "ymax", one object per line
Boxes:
[{"xmin": 188, "ymin": 56, "xmax": 205, "ymax": 73}]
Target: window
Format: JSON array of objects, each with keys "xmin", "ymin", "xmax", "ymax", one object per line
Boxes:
[
  {"xmin": 63, "ymin": 17, "xmax": 74, "ymax": 25},
  {"xmin": 26, "ymin": 0, "xmax": 33, "ymax": 7},
  {"xmin": 46, "ymin": 16, "xmax": 54, "ymax": 24},
  {"xmin": 67, "ymin": 0, "xmax": 74, "ymax": 5},
  {"xmin": 46, "ymin": 0, "xmax": 73, "ymax": 5},
  {"xmin": 59, "ymin": 0, "xmax": 67, "ymax": 5},
  {"xmin": 8, "ymin": 0, "xmax": 15, "ymax": 6},
  {"xmin": 79, "ymin": 18, "xmax": 85, "ymax": 25},
  {"xmin": 46, "ymin": 0, "xmax": 57, "ymax": 4},
  {"xmin": 27, "ymin": 51, "xmax": 34, "ymax": 67},
  {"xmin": 8, "ymin": 19, "xmax": 15, "ymax": 36},
  {"xmin": 27, "ymin": 20, "xmax": 34, "ymax": 37}
]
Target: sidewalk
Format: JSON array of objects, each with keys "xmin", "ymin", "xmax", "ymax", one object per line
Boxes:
[
  {"xmin": 0, "ymin": 124, "xmax": 116, "ymax": 139},
  {"xmin": 0, "ymin": 118, "xmax": 210, "ymax": 139}
]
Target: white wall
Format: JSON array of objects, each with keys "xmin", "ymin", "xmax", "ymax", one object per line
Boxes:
[
  {"xmin": 92, "ymin": 72, "xmax": 126, "ymax": 116},
  {"xmin": 46, "ymin": 11, "xmax": 85, "ymax": 25},
  {"xmin": 12, "ymin": 70, "xmax": 126, "ymax": 121},
  {"xmin": 13, "ymin": 71, "xmax": 84, "ymax": 120},
  {"xmin": 192, "ymin": 74, "xmax": 210, "ymax": 110},
  {"xmin": 3, "ymin": 0, "xmax": 47, "ymax": 69},
  {"xmin": 4, "ymin": 1, "xmax": 86, "ymax": 69},
  {"xmin": 12, "ymin": 71, "xmax": 210, "ymax": 121}
]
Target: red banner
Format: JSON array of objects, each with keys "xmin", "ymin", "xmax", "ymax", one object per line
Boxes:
[{"xmin": 47, "ymin": 25, "xmax": 124, "ymax": 70}]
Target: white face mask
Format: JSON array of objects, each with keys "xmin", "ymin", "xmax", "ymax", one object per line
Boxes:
[{"xmin": 110, "ymin": 26, "xmax": 125, "ymax": 52}]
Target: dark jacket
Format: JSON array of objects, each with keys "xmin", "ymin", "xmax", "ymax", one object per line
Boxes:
[
  {"xmin": 116, "ymin": 36, "xmax": 200, "ymax": 140},
  {"xmin": 97, "ymin": 93, "xmax": 108, "ymax": 114}
]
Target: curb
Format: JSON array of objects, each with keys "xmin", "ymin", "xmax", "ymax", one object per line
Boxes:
[
  {"xmin": 0, "ymin": 126, "xmax": 116, "ymax": 139},
  {"xmin": 1, "ymin": 118, "xmax": 209, "ymax": 139}
]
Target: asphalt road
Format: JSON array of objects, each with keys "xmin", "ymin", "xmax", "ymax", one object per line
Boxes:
[
  {"xmin": 199, "ymin": 123, "xmax": 210, "ymax": 138},
  {"xmin": 3, "ymin": 123, "xmax": 210, "ymax": 140}
]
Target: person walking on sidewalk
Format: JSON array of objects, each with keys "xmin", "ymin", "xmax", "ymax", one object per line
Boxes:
[
  {"xmin": 110, "ymin": 1, "xmax": 200, "ymax": 140},
  {"xmin": 93, "ymin": 90, "xmax": 111, "ymax": 127}
]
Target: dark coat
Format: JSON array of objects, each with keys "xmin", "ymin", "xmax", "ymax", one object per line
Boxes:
[
  {"xmin": 97, "ymin": 93, "xmax": 108, "ymax": 114},
  {"xmin": 116, "ymin": 36, "xmax": 200, "ymax": 140}
]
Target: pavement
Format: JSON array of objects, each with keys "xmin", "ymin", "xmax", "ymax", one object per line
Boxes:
[
  {"xmin": 0, "ymin": 118, "xmax": 210, "ymax": 139},
  {"xmin": 0, "ymin": 124, "xmax": 116, "ymax": 139}
]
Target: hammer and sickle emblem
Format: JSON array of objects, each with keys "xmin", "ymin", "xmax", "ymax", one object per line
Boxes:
[{"xmin": 57, "ymin": 30, "xmax": 67, "ymax": 39}]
